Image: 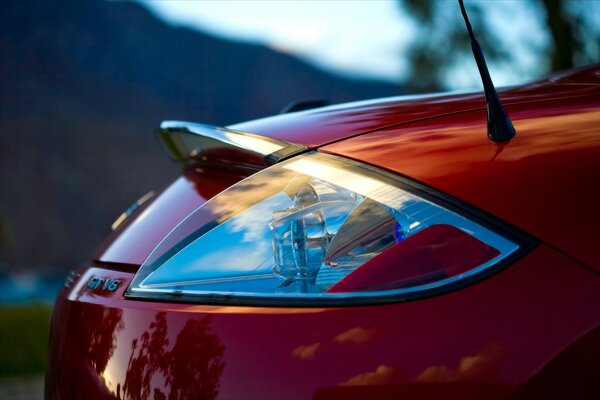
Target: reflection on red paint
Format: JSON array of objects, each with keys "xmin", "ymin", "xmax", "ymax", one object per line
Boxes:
[
  {"xmin": 416, "ymin": 342, "xmax": 506, "ymax": 383},
  {"xmin": 232, "ymin": 65, "xmax": 600, "ymax": 148},
  {"xmin": 323, "ymin": 99, "xmax": 600, "ymax": 270},
  {"xmin": 122, "ymin": 312, "xmax": 225, "ymax": 400},
  {"xmin": 47, "ymin": 244, "xmax": 600, "ymax": 399}
]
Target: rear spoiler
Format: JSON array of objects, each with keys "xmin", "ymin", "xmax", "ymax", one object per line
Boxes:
[{"xmin": 158, "ymin": 121, "xmax": 307, "ymax": 169}]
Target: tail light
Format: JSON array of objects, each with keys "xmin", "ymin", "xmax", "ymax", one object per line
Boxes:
[{"xmin": 126, "ymin": 152, "xmax": 531, "ymax": 306}]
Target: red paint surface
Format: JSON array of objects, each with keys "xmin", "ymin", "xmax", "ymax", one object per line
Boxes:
[
  {"xmin": 322, "ymin": 94, "xmax": 600, "ymax": 270},
  {"xmin": 231, "ymin": 65, "xmax": 599, "ymax": 148},
  {"xmin": 47, "ymin": 245, "xmax": 600, "ymax": 399}
]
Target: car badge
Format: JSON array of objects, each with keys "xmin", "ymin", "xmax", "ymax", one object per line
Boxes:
[{"xmin": 87, "ymin": 276, "xmax": 122, "ymax": 292}]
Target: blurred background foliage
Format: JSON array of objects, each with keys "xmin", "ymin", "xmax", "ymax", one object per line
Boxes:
[
  {"xmin": 0, "ymin": 0, "xmax": 597, "ymax": 380},
  {"xmin": 397, "ymin": 0, "xmax": 599, "ymax": 90},
  {"xmin": 0, "ymin": 305, "xmax": 51, "ymax": 376}
]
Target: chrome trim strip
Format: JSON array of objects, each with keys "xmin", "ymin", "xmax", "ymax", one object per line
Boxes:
[{"xmin": 159, "ymin": 120, "xmax": 307, "ymax": 166}]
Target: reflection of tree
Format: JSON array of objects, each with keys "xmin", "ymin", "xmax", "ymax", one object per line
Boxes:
[
  {"xmin": 166, "ymin": 318, "xmax": 225, "ymax": 400},
  {"xmin": 123, "ymin": 313, "xmax": 225, "ymax": 400},
  {"xmin": 87, "ymin": 308, "xmax": 125, "ymax": 376},
  {"xmin": 123, "ymin": 312, "xmax": 170, "ymax": 400}
]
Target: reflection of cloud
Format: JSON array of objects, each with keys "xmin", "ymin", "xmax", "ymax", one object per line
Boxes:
[
  {"xmin": 193, "ymin": 168, "xmax": 293, "ymax": 274},
  {"xmin": 207, "ymin": 167, "xmax": 292, "ymax": 223},
  {"xmin": 417, "ymin": 342, "xmax": 506, "ymax": 383},
  {"xmin": 340, "ymin": 365, "xmax": 395, "ymax": 386},
  {"xmin": 185, "ymin": 246, "xmax": 270, "ymax": 273},
  {"xmin": 337, "ymin": 342, "xmax": 506, "ymax": 388},
  {"xmin": 227, "ymin": 192, "xmax": 290, "ymax": 243},
  {"xmin": 292, "ymin": 342, "xmax": 321, "ymax": 360},
  {"xmin": 334, "ymin": 327, "xmax": 377, "ymax": 345}
]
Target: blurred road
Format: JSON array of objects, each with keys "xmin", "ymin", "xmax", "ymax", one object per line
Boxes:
[{"xmin": 0, "ymin": 376, "xmax": 43, "ymax": 400}]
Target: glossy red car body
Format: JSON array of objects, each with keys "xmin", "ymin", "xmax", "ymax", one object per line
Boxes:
[{"xmin": 47, "ymin": 66, "xmax": 600, "ymax": 400}]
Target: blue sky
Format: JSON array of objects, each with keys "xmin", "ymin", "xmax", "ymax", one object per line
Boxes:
[{"xmin": 138, "ymin": 1, "xmax": 582, "ymax": 89}]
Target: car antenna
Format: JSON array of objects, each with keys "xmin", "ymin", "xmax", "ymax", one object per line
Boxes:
[{"xmin": 458, "ymin": 0, "xmax": 516, "ymax": 142}]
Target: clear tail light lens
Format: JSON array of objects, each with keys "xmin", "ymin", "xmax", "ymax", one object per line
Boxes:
[{"xmin": 127, "ymin": 153, "xmax": 530, "ymax": 306}]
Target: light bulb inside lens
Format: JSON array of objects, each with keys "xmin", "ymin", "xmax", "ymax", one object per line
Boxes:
[{"xmin": 270, "ymin": 179, "xmax": 358, "ymax": 290}]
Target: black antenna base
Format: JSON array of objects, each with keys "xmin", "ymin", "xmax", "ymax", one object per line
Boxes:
[{"xmin": 487, "ymin": 100, "xmax": 516, "ymax": 142}]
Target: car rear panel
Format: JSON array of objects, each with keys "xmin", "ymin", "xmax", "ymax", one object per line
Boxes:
[
  {"xmin": 49, "ymin": 66, "xmax": 600, "ymax": 400},
  {"xmin": 47, "ymin": 245, "xmax": 599, "ymax": 400}
]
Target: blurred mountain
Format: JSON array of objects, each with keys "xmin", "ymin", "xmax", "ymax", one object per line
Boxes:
[{"xmin": 0, "ymin": 0, "xmax": 399, "ymax": 272}]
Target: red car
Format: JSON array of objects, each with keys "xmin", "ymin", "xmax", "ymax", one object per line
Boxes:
[{"xmin": 46, "ymin": 64, "xmax": 600, "ymax": 400}]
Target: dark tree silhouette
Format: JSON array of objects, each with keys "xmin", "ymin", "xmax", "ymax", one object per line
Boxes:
[
  {"xmin": 542, "ymin": 0, "xmax": 581, "ymax": 71},
  {"xmin": 122, "ymin": 313, "xmax": 225, "ymax": 400},
  {"xmin": 399, "ymin": 0, "xmax": 508, "ymax": 91},
  {"xmin": 87, "ymin": 308, "xmax": 125, "ymax": 376},
  {"xmin": 123, "ymin": 312, "xmax": 170, "ymax": 400},
  {"xmin": 397, "ymin": 0, "xmax": 599, "ymax": 90},
  {"xmin": 166, "ymin": 318, "xmax": 226, "ymax": 400}
]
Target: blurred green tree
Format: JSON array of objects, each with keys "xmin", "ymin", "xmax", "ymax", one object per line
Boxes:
[{"xmin": 398, "ymin": 0, "xmax": 599, "ymax": 90}]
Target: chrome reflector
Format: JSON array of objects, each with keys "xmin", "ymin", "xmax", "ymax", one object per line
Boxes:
[{"xmin": 159, "ymin": 121, "xmax": 307, "ymax": 166}]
